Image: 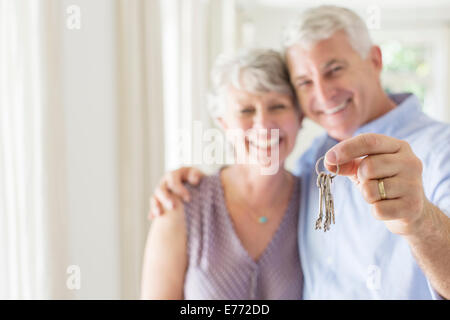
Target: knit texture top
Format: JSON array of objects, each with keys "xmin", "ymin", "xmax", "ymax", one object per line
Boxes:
[{"xmin": 183, "ymin": 171, "xmax": 302, "ymax": 300}]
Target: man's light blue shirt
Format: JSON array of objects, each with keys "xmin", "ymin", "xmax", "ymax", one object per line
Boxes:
[{"xmin": 294, "ymin": 93, "xmax": 450, "ymax": 299}]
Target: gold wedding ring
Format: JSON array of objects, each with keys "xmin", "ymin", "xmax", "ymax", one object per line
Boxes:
[{"xmin": 378, "ymin": 179, "xmax": 387, "ymax": 200}]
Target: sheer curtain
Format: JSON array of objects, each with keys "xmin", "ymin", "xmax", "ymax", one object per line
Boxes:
[
  {"xmin": 116, "ymin": 0, "xmax": 239, "ymax": 297},
  {"xmin": 161, "ymin": 0, "xmax": 237, "ymax": 173},
  {"xmin": 0, "ymin": 0, "xmax": 168, "ymax": 299},
  {"xmin": 0, "ymin": 0, "xmax": 70, "ymax": 299},
  {"xmin": 116, "ymin": 0, "xmax": 239, "ymax": 298},
  {"xmin": 116, "ymin": 0, "xmax": 165, "ymax": 299},
  {"xmin": 0, "ymin": 0, "xmax": 236, "ymax": 299}
]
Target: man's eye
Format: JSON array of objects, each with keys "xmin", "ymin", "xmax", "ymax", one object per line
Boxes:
[
  {"xmin": 329, "ymin": 66, "xmax": 343, "ymax": 74},
  {"xmin": 297, "ymin": 80, "xmax": 312, "ymax": 88}
]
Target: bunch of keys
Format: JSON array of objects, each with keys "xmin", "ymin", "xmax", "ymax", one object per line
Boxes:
[{"xmin": 315, "ymin": 156, "xmax": 339, "ymax": 232}]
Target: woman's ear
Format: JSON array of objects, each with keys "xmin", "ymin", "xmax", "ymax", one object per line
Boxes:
[{"xmin": 216, "ymin": 117, "xmax": 228, "ymax": 131}]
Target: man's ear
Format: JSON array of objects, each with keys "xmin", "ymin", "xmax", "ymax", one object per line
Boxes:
[{"xmin": 369, "ymin": 45, "xmax": 383, "ymax": 73}]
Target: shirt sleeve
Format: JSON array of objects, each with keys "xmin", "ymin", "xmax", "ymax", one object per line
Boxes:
[
  {"xmin": 427, "ymin": 280, "xmax": 445, "ymax": 300},
  {"xmin": 423, "ymin": 138, "xmax": 450, "ymax": 300},
  {"xmin": 424, "ymin": 139, "xmax": 450, "ymax": 218}
]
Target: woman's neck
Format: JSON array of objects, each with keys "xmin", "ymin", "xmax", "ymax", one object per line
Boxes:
[{"xmin": 221, "ymin": 164, "xmax": 293, "ymax": 209}]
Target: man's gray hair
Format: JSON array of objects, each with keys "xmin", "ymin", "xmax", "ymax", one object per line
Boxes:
[
  {"xmin": 282, "ymin": 5, "xmax": 373, "ymax": 58},
  {"xmin": 208, "ymin": 48, "xmax": 298, "ymax": 119}
]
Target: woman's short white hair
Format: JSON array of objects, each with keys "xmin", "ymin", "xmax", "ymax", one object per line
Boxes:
[
  {"xmin": 208, "ymin": 48, "xmax": 298, "ymax": 119},
  {"xmin": 282, "ymin": 5, "xmax": 373, "ymax": 58}
]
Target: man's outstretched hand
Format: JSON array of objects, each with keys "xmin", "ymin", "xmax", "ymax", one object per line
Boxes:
[
  {"xmin": 149, "ymin": 167, "xmax": 204, "ymax": 219},
  {"xmin": 325, "ymin": 133, "xmax": 428, "ymax": 236},
  {"xmin": 325, "ymin": 132, "xmax": 450, "ymax": 299}
]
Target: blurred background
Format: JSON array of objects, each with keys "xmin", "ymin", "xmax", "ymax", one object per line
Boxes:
[{"xmin": 1, "ymin": 0, "xmax": 450, "ymax": 299}]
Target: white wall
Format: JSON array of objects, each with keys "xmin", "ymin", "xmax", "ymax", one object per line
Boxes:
[{"xmin": 61, "ymin": 0, "xmax": 120, "ymax": 299}]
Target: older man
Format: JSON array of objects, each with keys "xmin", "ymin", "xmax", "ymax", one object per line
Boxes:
[{"xmin": 150, "ymin": 6, "xmax": 450, "ymax": 299}]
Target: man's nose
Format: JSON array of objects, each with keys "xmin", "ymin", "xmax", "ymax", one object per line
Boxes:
[{"xmin": 314, "ymin": 78, "xmax": 336, "ymax": 106}]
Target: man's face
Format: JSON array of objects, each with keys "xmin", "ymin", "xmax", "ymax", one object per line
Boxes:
[{"xmin": 286, "ymin": 31, "xmax": 382, "ymax": 140}]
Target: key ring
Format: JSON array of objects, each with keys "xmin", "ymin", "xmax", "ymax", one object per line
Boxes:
[{"xmin": 315, "ymin": 156, "xmax": 340, "ymax": 178}]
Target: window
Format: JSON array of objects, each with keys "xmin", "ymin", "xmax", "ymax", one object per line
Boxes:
[
  {"xmin": 381, "ymin": 40, "xmax": 431, "ymax": 107},
  {"xmin": 373, "ymin": 27, "xmax": 450, "ymax": 121}
]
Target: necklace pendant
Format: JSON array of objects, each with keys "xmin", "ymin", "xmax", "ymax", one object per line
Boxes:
[{"xmin": 258, "ymin": 216, "xmax": 268, "ymax": 224}]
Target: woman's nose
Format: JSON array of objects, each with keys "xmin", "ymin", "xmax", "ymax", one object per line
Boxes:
[{"xmin": 252, "ymin": 110, "xmax": 275, "ymax": 130}]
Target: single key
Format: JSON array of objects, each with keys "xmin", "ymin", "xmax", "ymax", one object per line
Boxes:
[
  {"xmin": 323, "ymin": 175, "xmax": 330, "ymax": 231},
  {"xmin": 325, "ymin": 174, "xmax": 333, "ymax": 231},
  {"xmin": 322, "ymin": 174, "xmax": 330, "ymax": 231},
  {"xmin": 326, "ymin": 175, "xmax": 335, "ymax": 225},
  {"xmin": 315, "ymin": 173, "xmax": 323, "ymax": 229}
]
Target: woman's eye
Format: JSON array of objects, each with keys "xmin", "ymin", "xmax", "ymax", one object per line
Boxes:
[
  {"xmin": 270, "ymin": 104, "xmax": 286, "ymax": 110},
  {"xmin": 240, "ymin": 108, "xmax": 254, "ymax": 114}
]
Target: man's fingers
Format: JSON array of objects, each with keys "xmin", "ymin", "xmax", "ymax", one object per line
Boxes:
[
  {"xmin": 357, "ymin": 153, "xmax": 402, "ymax": 181},
  {"xmin": 148, "ymin": 196, "xmax": 162, "ymax": 220},
  {"xmin": 166, "ymin": 173, "xmax": 191, "ymax": 202},
  {"xmin": 150, "ymin": 167, "xmax": 203, "ymax": 217},
  {"xmin": 148, "ymin": 167, "xmax": 203, "ymax": 220},
  {"xmin": 325, "ymin": 133, "xmax": 403, "ymax": 165},
  {"xmin": 165, "ymin": 167, "xmax": 204, "ymax": 202},
  {"xmin": 325, "ymin": 157, "xmax": 362, "ymax": 177},
  {"xmin": 154, "ymin": 182, "xmax": 176, "ymax": 210},
  {"xmin": 187, "ymin": 168, "xmax": 203, "ymax": 185},
  {"xmin": 371, "ymin": 199, "xmax": 405, "ymax": 221},
  {"xmin": 371, "ymin": 195, "xmax": 421, "ymax": 222},
  {"xmin": 326, "ymin": 150, "xmax": 411, "ymax": 179},
  {"xmin": 360, "ymin": 177, "xmax": 403, "ymax": 204}
]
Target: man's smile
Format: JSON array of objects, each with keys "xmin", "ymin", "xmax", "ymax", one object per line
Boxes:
[{"xmin": 323, "ymin": 97, "xmax": 352, "ymax": 115}]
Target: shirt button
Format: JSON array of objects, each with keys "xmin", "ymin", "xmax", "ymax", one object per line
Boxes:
[{"xmin": 327, "ymin": 257, "xmax": 334, "ymax": 265}]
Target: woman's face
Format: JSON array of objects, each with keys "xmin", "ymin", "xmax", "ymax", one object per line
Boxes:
[{"xmin": 219, "ymin": 85, "xmax": 303, "ymax": 172}]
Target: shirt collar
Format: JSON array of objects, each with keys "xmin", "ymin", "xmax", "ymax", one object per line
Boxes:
[{"xmin": 353, "ymin": 92, "xmax": 422, "ymax": 137}]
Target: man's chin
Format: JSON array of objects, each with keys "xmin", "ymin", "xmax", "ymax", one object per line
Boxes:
[
  {"xmin": 317, "ymin": 116, "xmax": 358, "ymax": 138},
  {"xmin": 324, "ymin": 125, "xmax": 358, "ymax": 141}
]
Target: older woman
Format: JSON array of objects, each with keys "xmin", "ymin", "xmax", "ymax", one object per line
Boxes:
[{"xmin": 141, "ymin": 49, "xmax": 303, "ymax": 299}]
